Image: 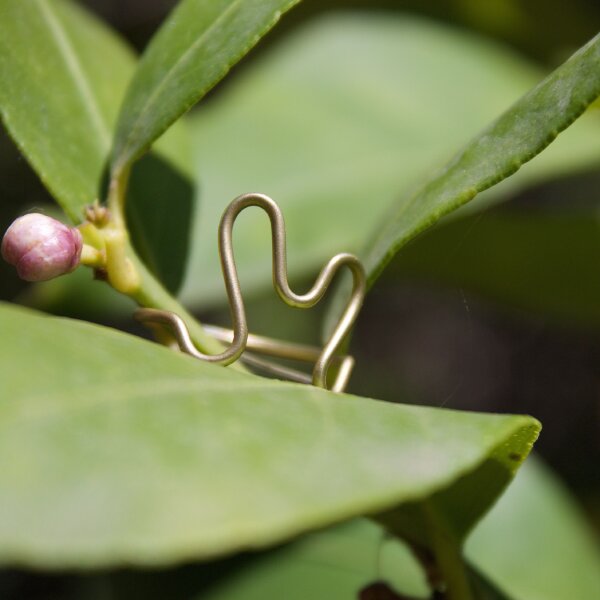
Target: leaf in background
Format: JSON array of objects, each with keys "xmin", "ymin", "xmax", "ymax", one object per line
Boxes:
[
  {"xmin": 465, "ymin": 566, "xmax": 514, "ymax": 600},
  {"xmin": 0, "ymin": 303, "xmax": 538, "ymax": 569},
  {"xmin": 360, "ymin": 32, "xmax": 600, "ymax": 287},
  {"xmin": 0, "ymin": 0, "xmax": 133, "ymax": 220},
  {"xmin": 180, "ymin": 13, "xmax": 600, "ymax": 309},
  {"xmin": 110, "ymin": 0, "xmax": 301, "ymax": 176},
  {"xmin": 194, "ymin": 520, "xmax": 428, "ymax": 600},
  {"xmin": 127, "ymin": 121, "xmax": 195, "ymax": 293},
  {"xmin": 389, "ymin": 207, "xmax": 600, "ymax": 329},
  {"xmin": 467, "ymin": 456, "xmax": 600, "ymax": 599}
]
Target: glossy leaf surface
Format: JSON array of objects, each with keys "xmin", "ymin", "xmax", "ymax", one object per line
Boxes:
[
  {"xmin": 0, "ymin": 303, "xmax": 538, "ymax": 568},
  {"xmin": 111, "ymin": 0, "xmax": 301, "ymax": 174}
]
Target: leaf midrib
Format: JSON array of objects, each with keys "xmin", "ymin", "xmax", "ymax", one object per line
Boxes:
[
  {"xmin": 36, "ymin": 0, "xmax": 111, "ymax": 150},
  {"xmin": 114, "ymin": 0, "xmax": 243, "ymax": 170}
]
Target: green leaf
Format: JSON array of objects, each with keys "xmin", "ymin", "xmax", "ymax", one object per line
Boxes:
[
  {"xmin": 0, "ymin": 0, "xmax": 134, "ymax": 221},
  {"xmin": 360, "ymin": 32, "xmax": 600, "ymax": 288},
  {"xmin": 370, "ymin": 414, "xmax": 546, "ymax": 597},
  {"xmin": 465, "ymin": 566, "xmax": 514, "ymax": 600},
  {"xmin": 0, "ymin": 302, "xmax": 538, "ymax": 569},
  {"xmin": 110, "ymin": 0, "xmax": 301, "ymax": 175},
  {"xmin": 467, "ymin": 456, "xmax": 600, "ymax": 600},
  {"xmin": 82, "ymin": 520, "xmax": 428, "ymax": 599},
  {"xmin": 379, "ymin": 455, "xmax": 600, "ymax": 599},
  {"xmin": 127, "ymin": 120, "xmax": 195, "ymax": 293},
  {"xmin": 106, "ymin": 458, "xmax": 600, "ymax": 600},
  {"xmin": 179, "ymin": 13, "xmax": 600, "ymax": 309},
  {"xmin": 0, "ymin": 0, "xmax": 194, "ymax": 293},
  {"xmin": 388, "ymin": 207, "xmax": 600, "ymax": 329},
  {"xmin": 195, "ymin": 520, "xmax": 429, "ymax": 600}
]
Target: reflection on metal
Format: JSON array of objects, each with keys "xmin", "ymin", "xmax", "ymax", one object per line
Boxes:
[{"xmin": 134, "ymin": 193, "xmax": 366, "ymax": 393}]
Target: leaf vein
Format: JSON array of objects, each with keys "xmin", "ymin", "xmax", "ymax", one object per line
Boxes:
[
  {"xmin": 115, "ymin": 0, "xmax": 243, "ymax": 169},
  {"xmin": 36, "ymin": 0, "xmax": 110, "ymax": 150}
]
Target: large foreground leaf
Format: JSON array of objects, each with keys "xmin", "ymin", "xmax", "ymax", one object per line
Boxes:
[
  {"xmin": 88, "ymin": 458, "xmax": 598, "ymax": 599},
  {"xmin": 205, "ymin": 457, "xmax": 600, "ymax": 600},
  {"xmin": 360, "ymin": 32, "xmax": 600, "ymax": 287},
  {"xmin": 0, "ymin": 0, "xmax": 133, "ymax": 220},
  {"xmin": 110, "ymin": 0, "xmax": 301, "ymax": 175},
  {"xmin": 0, "ymin": 303, "xmax": 538, "ymax": 569},
  {"xmin": 181, "ymin": 13, "xmax": 600, "ymax": 308}
]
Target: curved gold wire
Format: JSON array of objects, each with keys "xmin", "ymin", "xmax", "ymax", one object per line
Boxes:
[{"xmin": 134, "ymin": 192, "xmax": 366, "ymax": 392}]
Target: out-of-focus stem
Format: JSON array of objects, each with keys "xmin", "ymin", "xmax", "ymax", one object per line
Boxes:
[{"xmin": 424, "ymin": 503, "xmax": 474, "ymax": 600}]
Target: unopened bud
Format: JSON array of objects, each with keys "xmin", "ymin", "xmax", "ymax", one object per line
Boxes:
[{"xmin": 2, "ymin": 213, "xmax": 82, "ymax": 282}]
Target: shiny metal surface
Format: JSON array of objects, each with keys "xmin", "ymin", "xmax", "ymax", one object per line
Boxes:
[{"xmin": 135, "ymin": 193, "xmax": 366, "ymax": 392}]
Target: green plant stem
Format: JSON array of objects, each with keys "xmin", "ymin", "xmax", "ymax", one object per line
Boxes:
[
  {"xmin": 104, "ymin": 167, "xmax": 245, "ymax": 366},
  {"xmin": 425, "ymin": 503, "xmax": 474, "ymax": 600},
  {"xmin": 107, "ymin": 165, "xmax": 130, "ymax": 228},
  {"xmin": 127, "ymin": 247, "xmax": 227, "ymax": 356}
]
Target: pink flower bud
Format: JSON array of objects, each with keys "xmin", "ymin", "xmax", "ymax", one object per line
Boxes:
[{"xmin": 2, "ymin": 213, "xmax": 82, "ymax": 282}]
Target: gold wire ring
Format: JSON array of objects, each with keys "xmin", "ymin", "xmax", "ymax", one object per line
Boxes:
[{"xmin": 135, "ymin": 193, "xmax": 366, "ymax": 392}]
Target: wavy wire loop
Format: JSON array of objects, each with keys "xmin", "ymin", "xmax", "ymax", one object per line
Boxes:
[{"xmin": 135, "ymin": 193, "xmax": 366, "ymax": 392}]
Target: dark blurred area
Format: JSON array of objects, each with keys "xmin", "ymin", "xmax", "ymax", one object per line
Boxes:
[
  {"xmin": 80, "ymin": 0, "xmax": 600, "ymax": 64},
  {"xmin": 1, "ymin": 1, "xmax": 599, "ymax": 597}
]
